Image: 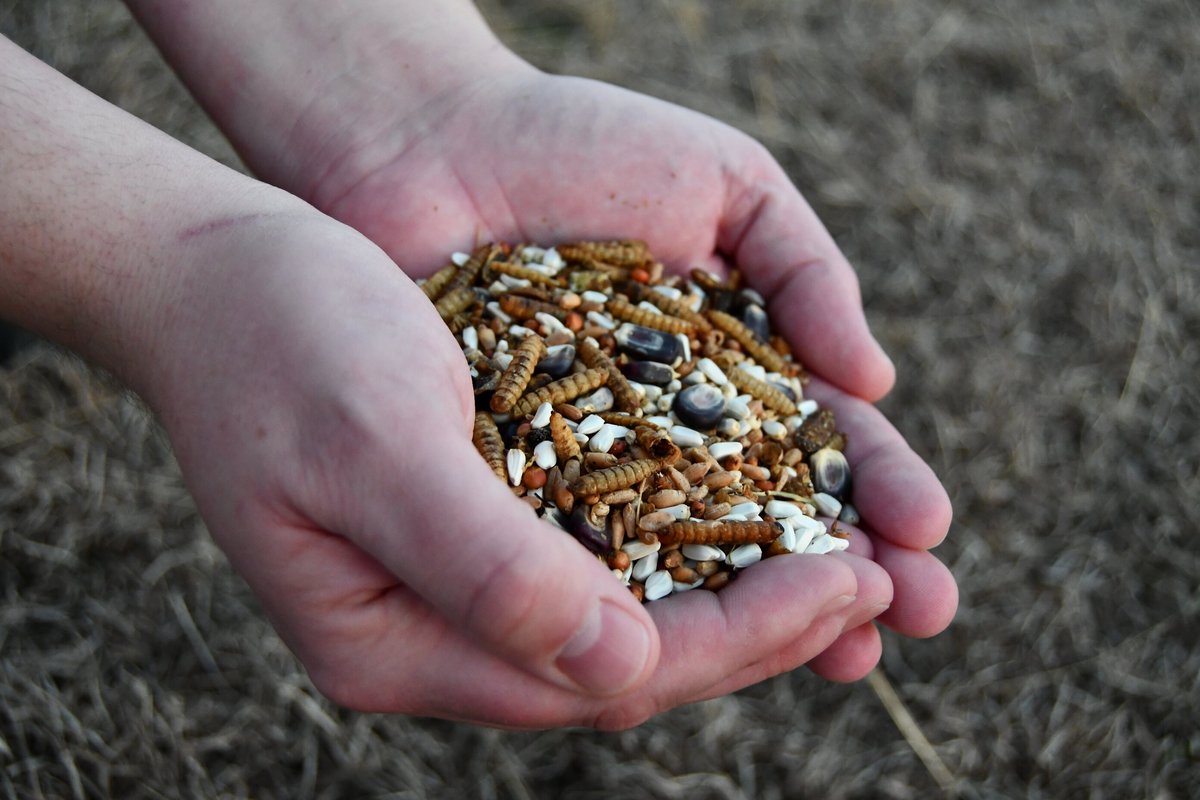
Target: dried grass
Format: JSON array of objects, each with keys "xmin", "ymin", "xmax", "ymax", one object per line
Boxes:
[{"xmin": 2, "ymin": 0, "xmax": 1198, "ymax": 797}]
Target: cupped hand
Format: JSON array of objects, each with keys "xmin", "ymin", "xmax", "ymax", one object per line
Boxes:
[
  {"xmin": 285, "ymin": 67, "xmax": 957, "ymax": 687},
  {"xmin": 144, "ymin": 210, "xmax": 914, "ymax": 728}
]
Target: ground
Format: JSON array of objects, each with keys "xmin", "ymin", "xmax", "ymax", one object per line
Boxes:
[{"xmin": 1, "ymin": 1, "xmax": 1197, "ymax": 797}]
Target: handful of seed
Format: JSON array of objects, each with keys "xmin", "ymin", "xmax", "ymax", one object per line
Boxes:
[{"xmin": 423, "ymin": 239, "xmax": 856, "ymax": 602}]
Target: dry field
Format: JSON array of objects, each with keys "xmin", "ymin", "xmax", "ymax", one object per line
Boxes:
[{"xmin": 2, "ymin": 1, "xmax": 1198, "ymax": 797}]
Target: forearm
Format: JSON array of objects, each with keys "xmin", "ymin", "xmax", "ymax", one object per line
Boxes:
[
  {"xmin": 124, "ymin": 0, "xmax": 528, "ymax": 201},
  {"xmin": 0, "ymin": 35, "xmax": 302, "ymax": 391}
]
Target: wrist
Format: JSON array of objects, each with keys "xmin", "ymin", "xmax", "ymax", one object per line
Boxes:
[
  {"xmin": 126, "ymin": 0, "xmax": 534, "ymax": 202},
  {"xmin": 0, "ymin": 34, "xmax": 312, "ymax": 398}
]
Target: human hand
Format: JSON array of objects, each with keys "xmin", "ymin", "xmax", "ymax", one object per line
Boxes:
[{"xmin": 139, "ymin": 212, "xmax": 906, "ymax": 728}]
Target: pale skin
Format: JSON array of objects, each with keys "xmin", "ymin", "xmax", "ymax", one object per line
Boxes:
[{"xmin": 0, "ymin": 1, "xmax": 957, "ymax": 729}]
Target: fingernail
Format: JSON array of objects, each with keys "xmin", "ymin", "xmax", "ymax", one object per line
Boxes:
[
  {"xmin": 822, "ymin": 594, "xmax": 858, "ymax": 614},
  {"xmin": 556, "ymin": 600, "xmax": 651, "ymax": 696}
]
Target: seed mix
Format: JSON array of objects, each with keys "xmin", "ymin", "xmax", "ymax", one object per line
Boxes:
[{"xmin": 424, "ymin": 240, "xmax": 856, "ymax": 602}]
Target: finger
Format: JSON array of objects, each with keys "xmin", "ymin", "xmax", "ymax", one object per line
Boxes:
[
  {"xmin": 718, "ymin": 162, "xmax": 895, "ymax": 401},
  {"xmin": 805, "ymin": 623, "xmax": 883, "ymax": 682},
  {"xmin": 349, "ymin": 428, "xmax": 660, "ymax": 699},
  {"xmin": 806, "ymin": 378, "xmax": 954, "ymax": 550},
  {"xmin": 869, "ymin": 535, "xmax": 959, "ymax": 639},
  {"xmin": 603, "ymin": 551, "xmax": 893, "ymax": 722}
]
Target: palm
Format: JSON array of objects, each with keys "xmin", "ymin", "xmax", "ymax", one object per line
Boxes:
[{"xmin": 321, "ymin": 74, "xmax": 750, "ymax": 281}]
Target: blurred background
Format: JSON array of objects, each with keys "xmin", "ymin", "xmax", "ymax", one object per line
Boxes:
[{"xmin": 1, "ymin": 0, "xmax": 1197, "ymax": 797}]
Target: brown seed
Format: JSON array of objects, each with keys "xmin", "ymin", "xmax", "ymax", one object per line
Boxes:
[
  {"xmin": 683, "ymin": 460, "xmax": 712, "ymax": 484},
  {"xmin": 511, "ymin": 367, "xmax": 608, "ymax": 417},
  {"xmin": 609, "ymin": 550, "xmax": 632, "ymax": 571},
  {"xmin": 629, "ymin": 582, "xmax": 646, "ymax": 602},
  {"xmin": 661, "ymin": 549, "xmax": 684, "ymax": 569},
  {"xmin": 766, "ymin": 539, "xmax": 792, "ymax": 558},
  {"xmin": 610, "ymin": 509, "xmax": 626, "ymax": 551},
  {"xmin": 702, "ymin": 502, "xmax": 733, "ymax": 520},
  {"xmin": 522, "ymin": 466, "xmax": 547, "ymax": 490},
  {"xmin": 477, "ymin": 325, "xmax": 497, "ymax": 353},
  {"xmin": 703, "ymin": 572, "xmax": 732, "ymax": 592},
  {"xmin": 585, "ymin": 452, "xmax": 619, "ymax": 469},
  {"xmin": 658, "ymin": 519, "xmax": 783, "ymax": 546},
  {"xmin": 741, "ymin": 463, "xmax": 770, "ymax": 482},
  {"xmin": 648, "ymin": 489, "xmax": 687, "ymax": 508},
  {"xmin": 694, "ymin": 560, "xmax": 720, "ymax": 577},
  {"xmin": 571, "ymin": 458, "xmax": 662, "ymax": 497},
  {"xmin": 472, "ymin": 412, "xmax": 507, "ymax": 482},
  {"xmin": 545, "ymin": 329, "xmax": 574, "ymax": 347},
  {"xmin": 637, "ymin": 510, "xmax": 677, "ymax": 532},
  {"xmin": 600, "ymin": 488, "xmax": 639, "ymax": 505},
  {"xmin": 554, "ymin": 403, "xmax": 584, "ymax": 422},
  {"xmin": 666, "ymin": 467, "xmax": 691, "ymax": 492},
  {"xmin": 490, "ymin": 334, "xmax": 548, "ymax": 413},
  {"xmin": 670, "ymin": 566, "xmax": 700, "ymax": 584},
  {"xmin": 703, "ymin": 471, "xmax": 738, "ymax": 490},
  {"xmin": 552, "ymin": 481, "xmax": 575, "ymax": 515},
  {"xmin": 605, "ymin": 296, "xmax": 695, "ymax": 335},
  {"xmin": 719, "ymin": 453, "xmax": 743, "ymax": 472}
]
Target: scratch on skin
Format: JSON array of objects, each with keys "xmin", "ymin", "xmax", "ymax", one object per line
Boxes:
[{"xmin": 178, "ymin": 212, "xmax": 273, "ymax": 242}]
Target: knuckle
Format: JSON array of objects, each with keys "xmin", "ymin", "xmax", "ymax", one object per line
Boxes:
[{"xmin": 460, "ymin": 541, "xmax": 558, "ymax": 653}]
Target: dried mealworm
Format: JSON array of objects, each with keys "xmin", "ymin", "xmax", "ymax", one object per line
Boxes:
[
  {"xmin": 724, "ymin": 364, "xmax": 798, "ymax": 416},
  {"xmin": 489, "ymin": 260, "xmax": 566, "ymax": 288},
  {"xmin": 570, "ymin": 458, "xmax": 662, "ymax": 497},
  {"xmin": 549, "ymin": 412, "xmax": 582, "ymax": 463},
  {"xmin": 444, "ymin": 243, "xmax": 501, "ymax": 297},
  {"xmin": 510, "ymin": 367, "xmax": 609, "ymax": 417},
  {"xmin": 635, "ymin": 426, "xmax": 682, "ymax": 466},
  {"xmin": 658, "ymin": 519, "xmax": 783, "ymax": 546},
  {"xmin": 472, "ymin": 412, "xmax": 507, "ymax": 482},
  {"xmin": 605, "ymin": 296, "xmax": 695, "ymax": 335},
  {"xmin": 490, "ymin": 334, "xmax": 547, "ymax": 414},
  {"xmin": 434, "ymin": 285, "xmax": 476, "ymax": 320},
  {"xmin": 690, "ymin": 267, "xmax": 736, "ymax": 293},
  {"xmin": 499, "ymin": 293, "xmax": 568, "ymax": 321},
  {"xmin": 596, "ymin": 411, "xmax": 656, "ymax": 429},
  {"xmin": 558, "ymin": 240, "xmax": 651, "ymax": 268},
  {"xmin": 627, "ymin": 285, "xmax": 712, "ymax": 332},
  {"xmin": 421, "ymin": 263, "xmax": 458, "ymax": 301},
  {"xmin": 576, "ymin": 337, "xmax": 641, "ymax": 414},
  {"xmin": 706, "ymin": 309, "xmax": 793, "ymax": 375}
]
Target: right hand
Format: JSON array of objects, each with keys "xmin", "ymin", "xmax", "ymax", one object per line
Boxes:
[{"xmin": 139, "ymin": 210, "xmax": 890, "ymax": 729}]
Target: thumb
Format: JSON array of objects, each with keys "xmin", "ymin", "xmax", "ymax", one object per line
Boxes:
[{"xmin": 352, "ymin": 428, "xmax": 660, "ymax": 697}]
